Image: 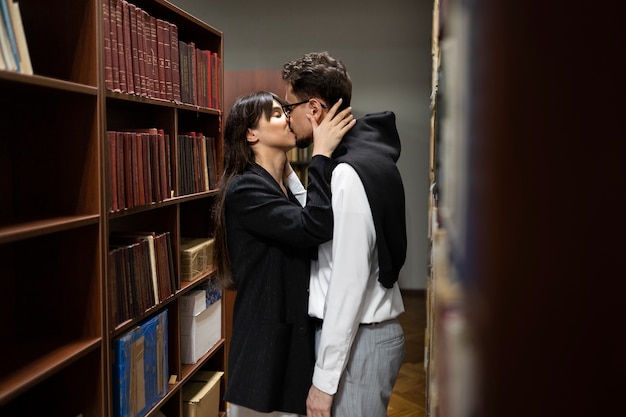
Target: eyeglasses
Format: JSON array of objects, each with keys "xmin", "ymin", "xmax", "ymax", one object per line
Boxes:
[
  {"xmin": 281, "ymin": 99, "xmax": 328, "ymax": 117},
  {"xmin": 281, "ymin": 100, "xmax": 309, "ymax": 117}
]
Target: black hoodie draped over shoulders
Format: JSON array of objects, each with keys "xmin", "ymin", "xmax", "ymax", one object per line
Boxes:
[{"xmin": 331, "ymin": 111, "xmax": 407, "ymax": 288}]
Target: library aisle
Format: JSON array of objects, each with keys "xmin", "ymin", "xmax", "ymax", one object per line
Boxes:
[{"xmin": 388, "ymin": 291, "xmax": 426, "ymax": 417}]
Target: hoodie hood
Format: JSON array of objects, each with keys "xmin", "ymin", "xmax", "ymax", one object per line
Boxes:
[{"xmin": 332, "ymin": 110, "xmax": 402, "ymax": 163}]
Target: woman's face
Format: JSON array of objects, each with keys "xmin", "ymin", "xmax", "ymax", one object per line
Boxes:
[{"xmin": 249, "ymin": 99, "xmax": 296, "ymax": 151}]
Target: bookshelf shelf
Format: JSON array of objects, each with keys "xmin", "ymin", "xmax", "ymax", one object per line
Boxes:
[
  {"xmin": 0, "ymin": 1, "xmax": 227, "ymax": 416},
  {"xmin": 0, "ymin": 337, "xmax": 101, "ymax": 404},
  {"xmin": 0, "ymin": 71, "xmax": 98, "ymax": 94},
  {"xmin": 0, "ymin": 214, "xmax": 99, "ymax": 244}
]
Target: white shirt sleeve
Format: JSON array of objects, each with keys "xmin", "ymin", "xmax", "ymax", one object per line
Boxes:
[{"xmin": 311, "ymin": 163, "xmax": 377, "ymax": 394}]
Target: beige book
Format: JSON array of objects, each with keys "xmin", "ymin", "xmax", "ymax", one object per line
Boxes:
[{"xmin": 8, "ymin": 1, "xmax": 32, "ymax": 74}]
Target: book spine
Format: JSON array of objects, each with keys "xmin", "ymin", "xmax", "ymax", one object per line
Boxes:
[
  {"xmin": 149, "ymin": 16, "xmax": 159, "ymax": 98},
  {"xmin": 170, "ymin": 23, "xmax": 180, "ymax": 102},
  {"xmin": 103, "ymin": 0, "xmax": 113, "ymax": 90},
  {"xmin": 113, "ymin": 0, "xmax": 127, "ymax": 92},
  {"xmin": 156, "ymin": 19, "xmax": 166, "ymax": 99},
  {"xmin": 0, "ymin": 0, "xmax": 21, "ymax": 72},
  {"xmin": 122, "ymin": 0, "xmax": 134, "ymax": 94},
  {"xmin": 163, "ymin": 21, "xmax": 172, "ymax": 100}
]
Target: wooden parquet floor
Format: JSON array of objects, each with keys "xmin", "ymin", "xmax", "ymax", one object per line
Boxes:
[{"xmin": 388, "ymin": 290, "xmax": 426, "ymax": 417}]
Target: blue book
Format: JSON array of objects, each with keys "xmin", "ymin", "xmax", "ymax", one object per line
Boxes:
[
  {"xmin": 112, "ymin": 309, "xmax": 169, "ymax": 417},
  {"xmin": 0, "ymin": 0, "xmax": 21, "ymax": 72}
]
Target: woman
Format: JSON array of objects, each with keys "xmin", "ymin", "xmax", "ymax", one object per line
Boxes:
[{"xmin": 212, "ymin": 91, "xmax": 354, "ymax": 417}]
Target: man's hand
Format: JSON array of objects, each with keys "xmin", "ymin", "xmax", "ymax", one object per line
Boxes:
[{"xmin": 307, "ymin": 385, "xmax": 333, "ymax": 417}]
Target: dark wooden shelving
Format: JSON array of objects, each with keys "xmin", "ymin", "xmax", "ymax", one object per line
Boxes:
[{"xmin": 0, "ymin": 1, "xmax": 228, "ymax": 416}]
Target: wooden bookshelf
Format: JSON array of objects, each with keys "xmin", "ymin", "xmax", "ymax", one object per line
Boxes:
[
  {"xmin": 0, "ymin": 1, "xmax": 229, "ymax": 416},
  {"xmin": 425, "ymin": 0, "xmax": 475, "ymax": 416},
  {"xmin": 426, "ymin": 1, "xmax": 622, "ymax": 417}
]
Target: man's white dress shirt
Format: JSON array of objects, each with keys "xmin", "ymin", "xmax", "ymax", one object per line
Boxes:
[{"xmin": 288, "ymin": 163, "xmax": 404, "ymax": 395}]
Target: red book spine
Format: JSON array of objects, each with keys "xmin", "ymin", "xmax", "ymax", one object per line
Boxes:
[
  {"xmin": 113, "ymin": 0, "xmax": 127, "ymax": 92},
  {"xmin": 123, "ymin": 132, "xmax": 133, "ymax": 208},
  {"xmin": 142, "ymin": 133, "xmax": 152, "ymax": 204},
  {"xmin": 150, "ymin": 132, "xmax": 162, "ymax": 202},
  {"xmin": 204, "ymin": 50, "xmax": 212, "ymax": 109},
  {"xmin": 107, "ymin": 131, "xmax": 118, "ymax": 211},
  {"xmin": 163, "ymin": 21, "xmax": 172, "ymax": 100},
  {"xmin": 108, "ymin": 0, "xmax": 120, "ymax": 91},
  {"xmin": 215, "ymin": 53, "xmax": 221, "ymax": 109},
  {"xmin": 135, "ymin": 132, "xmax": 145, "ymax": 206},
  {"xmin": 131, "ymin": 5, "xmax": 146, "ymax": 96},
  {"xmin": 122, "ymin": 0, "xmax": 134, "ymax": 94},
  {"xmin": 116, "ymin": 131, "xmax": 126, "ymax": 209},
  {"xmin": 130, "ymin": 132, "xmax": 140, "ymax": 207},
  {"xmin": 189, "ymin": 42, "xmax": 197, "ymax": 105},
  {"xmin": 140, "ymin": 9, "xmax": 152, "ymax": 97},
  {"xmin": 159, "ymin": 131, "xmax": 168, "ymax": 200},
  {"xmin": 164, "ymin": 131, "xmax": 172, "ymax": 198},
  {"xmin": 103, "ymin": 0, "xmax": 113, "ymax": 90},
  {"xmin": 210, "ymin": 52, "xmax": 217, "ymax": 108},
  {"xmin": 156, "ymin": 19, "xmax": 166, "ymax": 99},
  {"xmin": 170, "ymin": 23, "xmax": 181, "ymax": 102},
  {"xmin": 149, "ymin": 16, "xmax": 159, "ymax": 98}
]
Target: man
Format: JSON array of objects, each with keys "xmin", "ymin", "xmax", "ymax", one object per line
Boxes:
[{"xmin": 282, "ymin": 51, "xmax": 407, "ymax": 417}]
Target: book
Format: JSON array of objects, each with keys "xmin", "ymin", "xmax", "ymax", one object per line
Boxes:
[
  {"xmin": 0, "ymin": 0, "xmax": 20, "ymax": 72},
  {"xmin": 163, "ymin": 20, "xmax": 172, "ymax": 100},
  {"xmin": 203, "ymin": 50, "xmax": 212, "ymax": 109},
  {"xmin": 111, "ymin": 310, "xmax": 168, "ymax": 417},
  {"xmin": 0, "ymin": 0, "xmax": 16, "ymax": 71},
  {"xmin": 128, "ymin": 3, "xmax": 143, "ymax": 96},
  {"xmin": 118, "ymin": 0, "xmax": 136, "ymax": 94},
  {"xmin": 107, "ymin": 0, "xmax": 120, "ymax": 90},
  {"xmin": 115, "ymin": 131, "xmax": 126, "ymax": 210},
  {"xmin": 158, "ymin": 130, "xmax": 168, "ymax": 201},
  {"xmin": 154, "ymin": 231, "xmax": 174, "ymax": 300},
  {"xmin": 113, "ymin": 0, "xmax": 127, "ymax": 92},
  {"xmin": 207, "ymin": 136, "xmax": 218, "ymax": 189},
  {"xmin": 178, "ymin": 40, "xmax": 189, "ymax": 104},
  {"xmin": 211, "ymin": 52, "xmax": 220, "ymax": 109},
  {"xmin": 103, "ymin": 0, "xmax": 113, "ymax": 89},
  {"xmin": 165, "ymin": 133, "xmax": 173, "ymax": 198},
  {"xmin": 133, "ymin": 132, "xmax": 146, "ymax": 206},
  {"xmin": 8, "ymin": 1, "xmax": 32, "ymax": 74},
  {"xmin": 189, "ymin": 41, "xmax": 197, "ymax": 105},
  {"xmin": 123, "ymin": 131, "xmax": 134, "ymax": 208},
  {"xmin": 0, "ymin": 32, "xmax": 5, "ymax": 69},
  {"xmin": 129, "ymin": 132, "xmax": 140, "ymax": 207},
  {"xmin": 148, "ymin": 15, "xmax": 159, "ymax": 98},
  {"xmin": 156, "ymin": 18, "xmax": 166, "ymax": 99},
  {"xmin": 170, "ymin": 23, "xmax": 181, "ymax": 102},
  {"xmin": 149, "ymin": 129, "xmax": 162, "ymax": 202},
  {"xmin": 121, "ymin": 0, "xmax": 134, "ymax": 94},
  {"xmin": 140, "ymin": 132, "xmax": 152, "ymax": 204},
  {"xmin": 136, "ymin": 7, "xmax": 148, "ymax": 97},
  {"xmin": 107, "ymin": 131, "xmax": 119, "ymax": 211}
]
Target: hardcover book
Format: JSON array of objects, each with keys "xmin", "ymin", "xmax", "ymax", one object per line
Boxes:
[{"xmin": 112, "ymin": 309, "xmax": 169, "ymax": 417}]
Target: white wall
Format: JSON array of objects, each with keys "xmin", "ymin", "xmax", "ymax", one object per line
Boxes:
[{"xmin": 171, "ymin": 0, "xmax": 433, "ymax": 289}]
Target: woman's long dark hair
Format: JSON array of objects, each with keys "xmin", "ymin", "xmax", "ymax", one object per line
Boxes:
[{"xmin": 212, "ymin": 91, "xmax": 282, "ymax": 290}]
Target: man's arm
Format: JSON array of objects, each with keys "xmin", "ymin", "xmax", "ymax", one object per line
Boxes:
[{"xmin": 307, "ymin": 164, "xmax": 376, "ymax": 413}]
